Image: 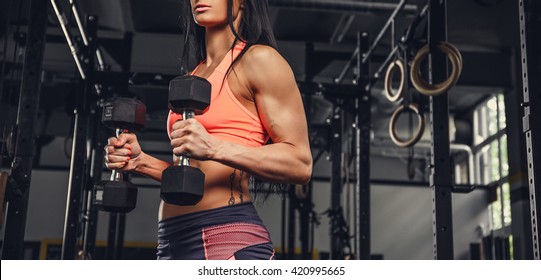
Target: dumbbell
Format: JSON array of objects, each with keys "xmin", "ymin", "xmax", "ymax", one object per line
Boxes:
[
  {"xmin": 161, "ymin": 75, "xmax": 211, "ymax": 205},
  {"xmin": 93, "ymin": 97, "xmax": 146, "ymax": 213}
]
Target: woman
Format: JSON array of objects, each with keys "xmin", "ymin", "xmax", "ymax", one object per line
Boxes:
[{"xmin": 104, "ymin": 0, "xmax": 312, "ymax": 260}]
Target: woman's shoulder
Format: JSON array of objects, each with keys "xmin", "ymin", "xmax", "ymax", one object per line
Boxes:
[
  {"xmin": 237, "ymin": 44, "xmax": 295, "ymax": 92},
  {"xmin": 239, "ymin": 44, "xmax": 291, "ymax": 75},
  {"xmin": 243, "ymin": 44, "xmax": 284, "ymax": 65}
]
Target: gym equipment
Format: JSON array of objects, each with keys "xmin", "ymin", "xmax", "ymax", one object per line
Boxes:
[
  {"xmin": 93, "ymin": 97, "xmax": 146, "ymax": 213},
  {"xmin": 518, "ymin": 0, "xmax": 541, "ymax": 260},
  {"xmin": 161, "ymin": 75, "xmax": 211, "ymax": 206},
  {"xmin": 389, "ymin": 103, "xmax": 426, "ymax": 147},
  {"xmin": 0, "ymin": 0, "xmax": 48, "ymax": 259},
  {"xmin": 384, "ymin": 59, "xmax": 406, "ymax": 102},
  {"xmin": 0, "ymin": 172, "xmax": 8, "ymax": 225},
  {"xmin": 410, "ymin": 41, "xmax": 463, "ymax": 96}
]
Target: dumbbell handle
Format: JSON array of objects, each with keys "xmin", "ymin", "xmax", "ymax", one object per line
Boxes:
[
  {"xmin": 177, "ymin": 109, "xmax": 195, "ymax": 167},
  {"xmin": 111, "ymin": 128, "xmax": 127, "ymax": 182}
]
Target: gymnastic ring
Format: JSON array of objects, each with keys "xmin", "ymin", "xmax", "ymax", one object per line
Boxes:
[
  {"xmin": 295, "ymin": 184, "xmax": 307, "ymax": 200},
  {"xmin": 443, "ymin": 42, "xmax": 463, "ymax": 74},
  {"xmin": 389, "ymin": 103, "xmax": 426, "ymax": 148},
  {"xmin": 410, "ymin": 42, "xmax": 462, "ymax": 96},
  {"xmin": 384, "ymin": 59, "xmax": 406, "ymax": 103}
]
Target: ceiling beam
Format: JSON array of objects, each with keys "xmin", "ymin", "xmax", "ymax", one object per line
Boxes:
[{"xmin": 269, "ymin": 0, "xmax": 418, "ymax": 14}]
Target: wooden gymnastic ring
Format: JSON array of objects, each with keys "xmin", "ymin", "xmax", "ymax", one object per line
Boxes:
[
  {"xmin": 410, "ymin": 42, "xmax": 462, "ymax": 96},
  {"xmin": 389, "ymin": 103, "xmax": 426, "ymax": 148},
  {"xmin": 384, "ymin": 59, "xmax": 406, "ymax": 103},
  {"xmin": 446, "ymin": 42, "xmax": 463, "ymax": 70}
]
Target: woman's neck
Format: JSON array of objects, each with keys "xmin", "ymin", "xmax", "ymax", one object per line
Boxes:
[
  {"xmin": 204, "ymin": 9, "xmax": 243, "ymax": 66},
  {"xmin": 204, "ymin": 27, "xmax": 236, "ymax": 66}
]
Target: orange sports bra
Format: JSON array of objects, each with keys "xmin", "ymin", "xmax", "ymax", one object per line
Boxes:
[{"xmin": 167, "ymin": 43, "xmax": 269, "ymax": 147}]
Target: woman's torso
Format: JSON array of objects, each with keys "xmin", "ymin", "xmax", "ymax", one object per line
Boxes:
[{"xmin": 160, "ymin": 43, "xmax": 267, "ymax": 220}]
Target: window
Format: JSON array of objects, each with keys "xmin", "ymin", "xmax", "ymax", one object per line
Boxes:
[{"xmin": 472, "ymin": 94, "xmax": 510, "ymax": 231}]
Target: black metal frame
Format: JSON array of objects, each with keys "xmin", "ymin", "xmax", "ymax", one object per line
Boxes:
[
  {"xmin": 356, "ymin": 32, "xmax": 371, "ymax": 260},
  {"xmin": 299, "ymin": 43, "xmax": 316, "ymax": 260},
  {"xmin": 1, "ymin": 0, "xmax": 48, "ymax": 260},
  {"xmin": 106, "ymin": 213, "xmax": 126, "ymax": 260},
  {"xmin": 428, "ymin": 0, "xmax": 454, "ymax": 260},
  {"xmin": 518, "ymin": 0, "xmax": 541, "ymax": 260},
  {"xmin": 329, "ymin": 105, "xmax": 343, "ymax": 260},
  {"xmin": 79, "ymin": 97, "xmax": 108, "ymax": 259},
  {"xmin": 61, "ymin": 15, "xmax": 98, "ymax": 260}
]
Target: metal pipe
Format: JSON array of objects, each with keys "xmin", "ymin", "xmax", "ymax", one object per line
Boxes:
[
  {"xmin": 451, "ymin": 144, "xmax": 475, "ymax": 185},
  {"xmin": 50, "ymin": 0, "xmax": 86, "ymax": 79},
  {"xmin": 416, "ymin": 142, "xmax": 476, "ymax": 185},
  {"xmin": 69, "ymin": 0, "xmax": 105, "ymax": 70},
  {"xmin": 269, "ymin": 0, "xmax": 417, "ymax": 14},
  {"xmin": 330, "ymin": 14, "xmax": 356, "ymax": 44},
  {"xmin": 334, "ymin": 0, "xmax": 413, "ymax": 84},
  {"xmin": 369, "ymin": 4, "xmax": 428, "ymax": 87},
  {"xmin": 378, "ymin": 141, "xmax": 477, "ymax": 185},
  {"xmin": 362, "ymin": 0, "xmax": 409, "ymax": 64},
  {"xmin": 334, "ymin": 47, "xmax": 358, "ymax": 84}
]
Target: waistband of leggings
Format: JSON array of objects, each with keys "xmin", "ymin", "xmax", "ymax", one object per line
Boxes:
[{"xmin": 158, "ymin": 202, "xmax": 264, "ymax": 238}]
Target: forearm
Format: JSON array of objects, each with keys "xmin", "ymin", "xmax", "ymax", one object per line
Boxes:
[
  {"xmin": 211, "ymin": 141, "xmax": 312, "ymax": 185},
  {"xmin": 132, "ymin": 152, "xmax": 171, "ymax": 182}
]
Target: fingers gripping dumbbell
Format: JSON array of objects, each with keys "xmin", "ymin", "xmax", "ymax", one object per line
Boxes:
[
  {"xmin": 161, "ymin": 76, "xmax": 211, "ymax": 206},
  {"xmin": 94, "ymin": 97, "xmax": 146, "ymax": 213}
]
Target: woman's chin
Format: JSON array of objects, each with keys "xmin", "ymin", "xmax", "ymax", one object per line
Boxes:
[{"xmin": 194, "ymin": 17, "xmax": 227, "ymax": 27}]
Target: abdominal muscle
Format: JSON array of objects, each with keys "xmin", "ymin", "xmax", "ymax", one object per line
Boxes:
[{"xmin": 159, "ymin": 159, "xmax": 253, "ymax": 221}]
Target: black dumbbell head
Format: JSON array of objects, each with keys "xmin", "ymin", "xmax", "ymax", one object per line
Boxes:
[
  {"xmin": 93, "ymin": 180, "xmax": 138, "ymax": 213},
  {"xmin": 102, "ymin": 97, "xmax": 146, "ymax": 131},
  {"xmin": 168, "ymin": 76, "xmax": 211, "ymax": 115},
  {"xmin": 161, "ymin": 165, "xmax": 204, "ymax": 206}
]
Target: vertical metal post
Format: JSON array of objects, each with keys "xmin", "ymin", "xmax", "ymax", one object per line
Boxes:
[
  {"xmin": 299, "ymin": 42, "xmax": 315, "ymax": 260},
  {"xmin": 299, "ymin": 183, "xmax": 312, "ymax": 259},
  {"xmin": 61, "ymin": 15, "xmax": 98, "ymax": 260},
  {"xmin": 507, "ymin": 48, "xmax": 533, "ymax": 260},
  {"xmin": 330, "ymin": 105, "xmax": 343, "ymax": 259},
  {"xmin": 287, "ymin": 187, "xmax": 296, "ymax": 259},
  {"xmin": 80, "ymin": 114, "xmax": 106, "ymax": 259},
  {"xmin": 106, "ymin": 212, "xmax": 126, "ymax": 259},
  {"xmin": 356, "ymin": 32, "xmax": 371, "ymax": 260},
  {"xmin": 518, "ymin": 0, "xmax": 541, "ymax": 260},
  {"xmin": 1, "ymin": 0, "xmax": 48, "ymax": 259},
  {"xmin": 106, "ymin": 213, "xmax": 117, "ymax": 259},
  {"xmin": 428, "ymin": 0, "xmax": 454, "ymax": 260}
]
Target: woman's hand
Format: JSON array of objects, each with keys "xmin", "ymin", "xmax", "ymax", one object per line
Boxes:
[
  {"xmin": 170, "ymin": 118, "xmax": 221, "ymax": 161},
  {"xmin": 104, "ymin": 133, "xmax": 142, "ymax": 172}
]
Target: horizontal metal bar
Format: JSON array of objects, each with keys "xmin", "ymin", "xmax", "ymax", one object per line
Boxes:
[{"xmin": 269, "ymin": 0, "xmax": 417, "ymax": 14}]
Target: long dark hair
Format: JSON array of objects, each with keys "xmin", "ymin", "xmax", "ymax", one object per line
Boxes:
[{"xmin": 180, "ymin": 0, "xmax": 278, "ymax": 74}]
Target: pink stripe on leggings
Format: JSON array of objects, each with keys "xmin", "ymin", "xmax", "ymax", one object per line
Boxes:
[{"xmin": 201, "ymin": 222, "xmax": 271, "ymax": 260}]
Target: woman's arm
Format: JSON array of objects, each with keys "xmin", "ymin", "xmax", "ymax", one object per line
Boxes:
[
  {"xmin": 170, "ymin": 45, "xmax": 312, "ymax": 185},
  {"xmin": 105, "ymin": 133, "xmax": 171, "ymax": 182}
]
